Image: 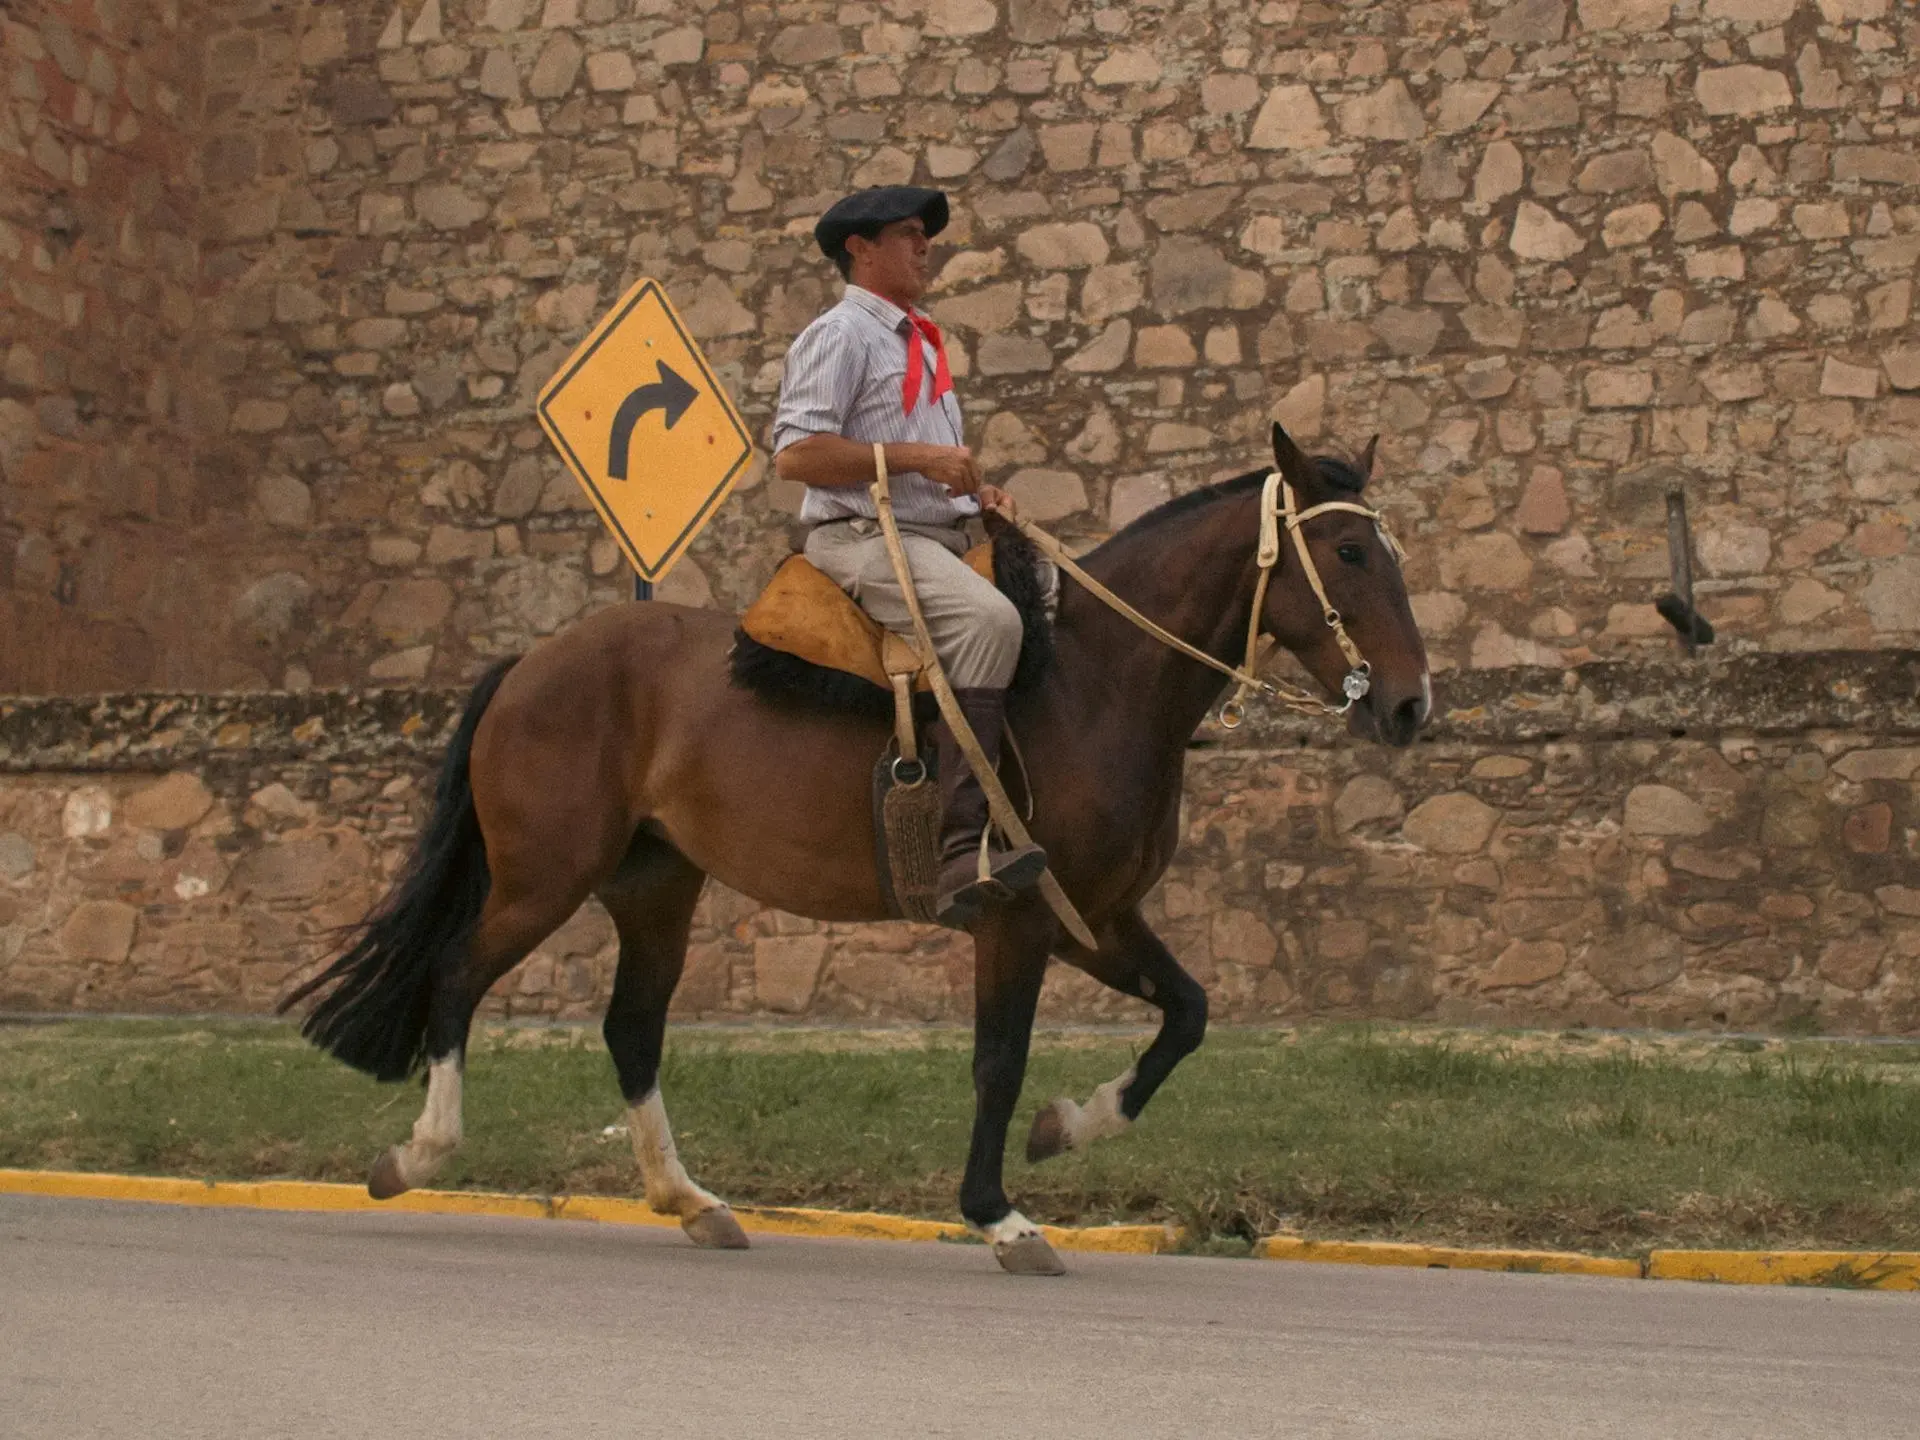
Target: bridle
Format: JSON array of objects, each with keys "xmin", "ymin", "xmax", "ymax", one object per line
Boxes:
[{"xmin": 1013, "ymin": 470, "xmax": 1405, "ymax": 730}]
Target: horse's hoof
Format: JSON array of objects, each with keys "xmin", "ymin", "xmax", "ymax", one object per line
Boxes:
[
  {"xmin": 994, "ymin": 1233, "xmax": 1066, "ymax": 1277},
  {"xmin": 367, "ymin": 1149, "xmax": 410, "ymax": 1201},
  {"xmin": 1025, "ymin": 1099, "xmax": 1075, "ymax": 1163},
  {"xmin": 682, "ymin": 1206, "xmax": 751, "ymax": 1250}
]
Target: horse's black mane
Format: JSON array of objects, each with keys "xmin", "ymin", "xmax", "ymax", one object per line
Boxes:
[{"xmin": 1103, "ymin": 453, "xmax": 1368, "ymax": 550}]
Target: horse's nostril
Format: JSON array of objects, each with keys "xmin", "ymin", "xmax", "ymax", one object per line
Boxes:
[{"xmin": 1393, "ymin": 695, "xmax": 1426, "ymax": 736}]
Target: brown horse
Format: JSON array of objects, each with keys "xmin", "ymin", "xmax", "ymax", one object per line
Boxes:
[{"xmin": 286, "ymin": 421, "xmax": 1431, "ymax": 1275}]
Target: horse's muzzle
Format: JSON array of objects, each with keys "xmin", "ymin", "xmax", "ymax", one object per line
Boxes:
[{"xmin": 1348, "ymin": 681, "xmax": 1430, "ymax": 748}]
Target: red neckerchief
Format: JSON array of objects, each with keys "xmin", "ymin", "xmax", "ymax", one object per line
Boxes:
[{"xmin": 902, "ymin": 313, "xmax": 953, "ymax": 415}]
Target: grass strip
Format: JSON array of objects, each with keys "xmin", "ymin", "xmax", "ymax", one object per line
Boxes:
[{"xmin": 1, "ymin": 1019, "xmax": 1916, "ymax": 1256}]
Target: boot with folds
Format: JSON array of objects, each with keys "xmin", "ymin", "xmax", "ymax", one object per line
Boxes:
[{"xmin": 932, "ymin": 688, "xmax": 1048, "ymax": 928}]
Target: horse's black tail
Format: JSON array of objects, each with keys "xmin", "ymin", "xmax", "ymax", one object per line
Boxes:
[{"xmin": 279, "ymin": 657, "xmax": 518, "ymax": 1082}]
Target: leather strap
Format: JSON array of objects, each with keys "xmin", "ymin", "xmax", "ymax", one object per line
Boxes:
[{"xmin": 870, "ymin": 444, "xmax": 1096, "ymax": 950}]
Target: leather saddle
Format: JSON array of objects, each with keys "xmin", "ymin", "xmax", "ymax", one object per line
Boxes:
[{"xmin": 738, "ymin": 544, "xmax": 996, "ymax": 693}]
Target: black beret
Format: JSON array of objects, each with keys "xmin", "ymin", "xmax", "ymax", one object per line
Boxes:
[{"xmin": 814, "ymin": 186, "xmax": 949, "ymax": 263}]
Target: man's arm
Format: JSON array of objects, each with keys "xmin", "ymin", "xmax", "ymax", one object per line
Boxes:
[{"xmin": 774, "ymin": 434, "xmax": 983, "ymax": 495}]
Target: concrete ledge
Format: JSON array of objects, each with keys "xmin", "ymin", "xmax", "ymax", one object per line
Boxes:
[
  {"xmin": 7, "ymin": 1169, "xmax": 1916, "ymax": 1286},
  {"xmin": 4, "ymin": 650, "xmax": 1917, "ymax": 772}
]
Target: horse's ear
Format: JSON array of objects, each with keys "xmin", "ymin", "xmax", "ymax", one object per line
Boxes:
[
  {"xmin": 1357, "ymin": 434, "xmax": 1379, "ymax": 484},
  {"xmin": 1270, "ymin": 420, "xmax": 1314, "ymax": 486}
]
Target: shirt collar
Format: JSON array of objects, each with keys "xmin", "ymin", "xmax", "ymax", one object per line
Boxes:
[{"xmin": 843, "ymin": 283, "xmax": 915, "ymax": 334}]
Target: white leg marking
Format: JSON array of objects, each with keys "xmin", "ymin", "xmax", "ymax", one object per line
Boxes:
[
  {"xmin": 1048, "ymin": 1066, "xmax": 1137, "ymax": 1154},
  {"xmin": 1071, "ymin": 1067, "xmax": 1135, "ymax": 1148},
  {"xmin": 977, "ymin": 1209, "xmax": 1044, "ymax": 1248},
  {"xmin": 629, "ymin": 1088, "xmax": 728, "ymax": 1219},
  {"xmin": 393, "ymin": 1056, "xmax": 463, "ymax": 1189}
]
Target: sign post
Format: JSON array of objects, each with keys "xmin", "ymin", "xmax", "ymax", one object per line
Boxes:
[{"xmin": 535, "ymin": 277, "xmax": 755, "ymax": 597}]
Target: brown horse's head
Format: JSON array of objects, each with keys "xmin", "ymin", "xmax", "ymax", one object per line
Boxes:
[{"xmin": 1260, "ymin": 421, "xmax": 1431, "ymax": 748}]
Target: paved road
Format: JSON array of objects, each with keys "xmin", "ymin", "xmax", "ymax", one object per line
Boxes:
[{"xmin": 3, "ymin": 1195, "xmax": 1916, "ymax": 1439}]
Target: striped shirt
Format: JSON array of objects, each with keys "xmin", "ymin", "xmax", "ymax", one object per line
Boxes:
[{"xmin": 771, "ymin": 284, "xmax": 976, "ymax": 526}]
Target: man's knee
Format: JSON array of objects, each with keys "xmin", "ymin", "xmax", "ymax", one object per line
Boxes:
[{"xmin": 981, "ymin": 589, "xmax": 1023, "ymax": 666}]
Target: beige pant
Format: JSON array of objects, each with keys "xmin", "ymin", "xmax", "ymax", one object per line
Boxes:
[{"xmin": 804, "ymin": 518, "xmax": 1022, "ymax": 690}]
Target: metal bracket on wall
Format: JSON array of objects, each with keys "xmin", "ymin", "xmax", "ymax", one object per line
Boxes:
[{"xmin": 1655, "ymin": 486, "xmax": 1713, "ymax": 657}]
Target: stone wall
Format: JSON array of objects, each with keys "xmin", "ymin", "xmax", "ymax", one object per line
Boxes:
[
  {"xmin": 0, "ymin": 0, "xmax": 250, "ymax": 690},
  {"xmin": 4, "ymin": 0, "xmax": 1920, "ymax": 694},
  {"xmin": 3, "ymin": 651, "xmax": 1917, "ymax": 1034}
]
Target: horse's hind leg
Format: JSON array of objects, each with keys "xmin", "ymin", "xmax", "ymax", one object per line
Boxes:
[
  {"xmin": 368, "ymin": 881, "xmax": 597, "ymax": 1199},
  {"xmin": 1025, "ymin": 906, "xmax": 1208, "ymax": 1163},
  {"xmin": 598, "ymin": 836, "xmax": 746, "ymax": 1251}
]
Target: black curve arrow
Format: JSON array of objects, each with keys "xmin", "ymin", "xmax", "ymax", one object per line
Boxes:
[{"xmin": 607, "ymin": 362, "xmax": 699, "ymax": 480}]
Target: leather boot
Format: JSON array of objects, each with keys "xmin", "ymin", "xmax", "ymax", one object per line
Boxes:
[{"xmin": 932, "ymin": 688, "xmax": 1049, "ymax": 929}]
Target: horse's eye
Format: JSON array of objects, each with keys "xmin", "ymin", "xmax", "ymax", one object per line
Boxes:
[{"xmin": 1336, "ymin": 543, "xmax": 1367, "ymax": 565}]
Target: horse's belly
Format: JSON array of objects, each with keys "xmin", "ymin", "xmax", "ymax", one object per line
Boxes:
[{"xmin": 644, "ymin": 679, "xmax": 896, "ymax": 923}]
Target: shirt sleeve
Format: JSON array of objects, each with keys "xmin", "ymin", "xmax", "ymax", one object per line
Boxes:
[{"xmin": 770, "ymin": 316, "xmax": 865, "ymax": 454}]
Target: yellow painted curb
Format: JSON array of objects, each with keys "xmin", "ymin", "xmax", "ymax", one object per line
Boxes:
[
  {"xmin": 3, "ymin": 1171, "xmax": 1909, "ymax": 1285},
  {"xmin": 1647, "ymin": 1249, "xmax": 1920, "ymax": 1291},
  {"xmin": 1257, "ymin": 1235, "xmax": 1642, "ymax": 1279},
  {"xmin": 0, "ymin": 1169, "xmax": 1178, "ymax": 1254}
]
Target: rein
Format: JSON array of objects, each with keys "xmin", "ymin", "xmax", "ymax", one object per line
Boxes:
[{"xmin": 1013, "ymin": 472, "xmax": 1404, "ymax": 730}]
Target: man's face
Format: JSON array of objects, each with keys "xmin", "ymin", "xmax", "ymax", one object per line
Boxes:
[{"xmin": 848, "ymin": 218, "xmax": 932, "ymax": 304}]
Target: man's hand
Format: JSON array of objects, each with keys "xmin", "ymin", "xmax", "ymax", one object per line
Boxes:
[
  {"xmin": 909, "ymin": 444, "xmax": 983, "ymax": 498},
  {"xmin": 978, "ymin": 484, "xmax": 1019, "ymax": 522}
]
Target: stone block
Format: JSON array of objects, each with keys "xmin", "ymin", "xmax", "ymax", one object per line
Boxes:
[
  {"xmin": 1440, "ymin": 533, "xmax": 1534, "ymax": 592},
  {"xmin": 1696, "ymin": 66, "xmax": 1794, "ymax": 116},
  {"xmin": 1624, "ymin": 784, "xmax": 1710, "ymax": 836},
  {"xmin": 1092, "ymin": 48, "xmax": 1159, "ymax": 86},
  {"xmin": 1577, "ymin": 0, "xmax": 1671, "ymax": 29},
  {"xmin": 1505, "ymin": 86, "xmax": 1580, "ymax": 131},
  {"xmin": 653, "ymin": 26, "xmax": 703, "ymax": 65},
  {"xmin": 1516, "ymin": 467, "xmax": 1571, "ymax": 534},
  {"xmin": 1436, "ymin": 82, "xmax": 1501, "ymax": 133},
  {"xmin": 924, "ymin": 0, "xmax": 998, "ymax": 37},
  {"xmin": 1108, "ymin": 475, "xmax": 1169, "ymax": 530},
  {"xmin": 1213, "ymin": 909, "xmax": 1278, "ymax": 968},
  {"xmin": 1005, "ymin": 469, "xmax": 1086, "ymax": 521},
  {"xmin": 1602, "ymin": 203, "xmax": 1664, "ymax": 249},
  {"xmin": 1585, "ymin": 926, "xmax": 1684, "ymax": 995},
  {"xmin": 1818, "ymin": 938, "xmax": 1881, "ymax": 992},
  {"xmin": 1337, "ymin": 79, "xmax": 1425, "ymax": 141},
  {"xmin": 770, "ymin": 22, "xmax": 843, "ymax": 64},
  {"xmin": 1015, "ymin": 222, "xmax": 1109, "ymax": 270},
  {"xmin": 1822, "ymin": 358, "xmax": 1880, "ymax": 399},
  {"xmin": 1651, "ymin": 132, "xmax": 1718, "ymax": 196},
  {"xmin": 61, "ymin": 901, "xmax": 137, "ymax": 963},
  {"xmin": 1134, "ymin": 325, "xmax": 1196, "ymax": 367},
  {"xmin": 0, "ymin": 833, "xmax": 32, "ymax": 881},
  {"xmin": 1334, "ymin": 775, "xmax": 1403, "ymax": 833},
  {"xmin": 125, "ymin": 773, "xmax": 216, "ymax": 831},
  {"xmin": 1402, "ymin": 793, "xmax": 1499, "ymax": 853},
  {"xmin": 527, "ymin": 34, "xmax": 583, "ymax": 97},
  {"xmin": 1248, "ymin": 85, "xmax": 1328, "ymax": 150},
  {"xmin": 755, "ymin": 934, "xmax": 827, "ymax": 1013},
  {"xmin": 1489, "ymin": 0, "xmax": 1568, "ymax": 44},
  {"xmin": 977, "ymin": 335, "xmax": 1052, "ymax": 375},
  {"xmin": 368, "ymin": 579, "xmax": 454, "ymax": 640},
  {"xmin": 1833, "ymin": 147, "xmax": 1920, "ymax": 186},
  {"xmin": 1481, "ymin": 940, "xmax": 1568, "ymax": 990},
  {"xmin": 1510, "ymin": 202, "xmax": 1584, "ymax": 261},
  {"xmin": 1862, "ymin": 558, "xmax": 1920, "ymax": 632}
]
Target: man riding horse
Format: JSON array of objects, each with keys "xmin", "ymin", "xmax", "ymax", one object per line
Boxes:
[{"xmin": 771, "ymin": 185, "xmax": 1045, "ymax": 930}]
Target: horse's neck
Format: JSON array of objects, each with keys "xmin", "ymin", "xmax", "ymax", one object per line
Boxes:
[{"xmin": 1055, "ymin": 496, "xmax": 1260, "ymax": 752}]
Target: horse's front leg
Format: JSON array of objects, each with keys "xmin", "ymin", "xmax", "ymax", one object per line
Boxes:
[
  {"xmin": 1026, "ymin": 906, "xmax": 1208, "ymax": 1163},
  {"xmin": 961, "ymin": 898, "xmax": 1064, "ymax": 1276}
]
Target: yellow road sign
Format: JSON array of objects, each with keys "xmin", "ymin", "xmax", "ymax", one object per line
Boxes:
[{"xmin": 536, "ymin": 277, "xmax": 754, "ymax": 583}]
